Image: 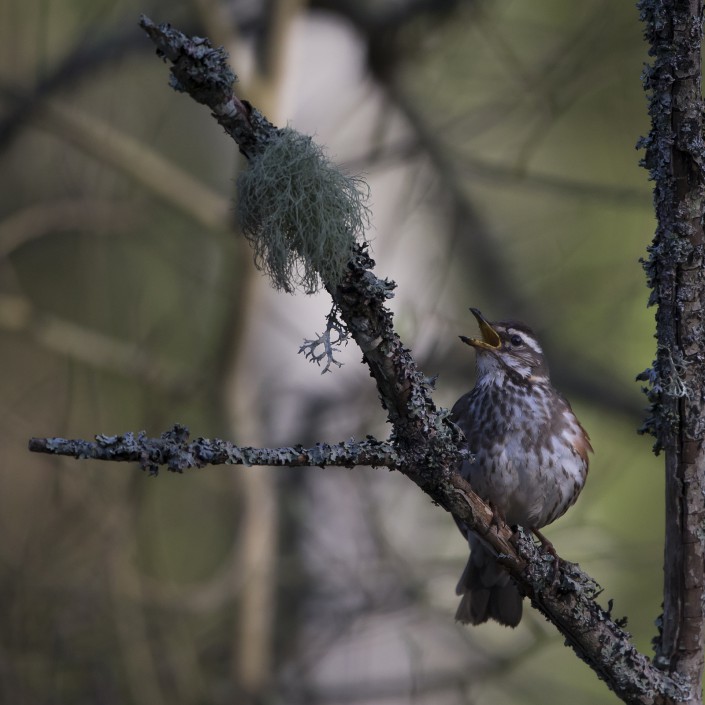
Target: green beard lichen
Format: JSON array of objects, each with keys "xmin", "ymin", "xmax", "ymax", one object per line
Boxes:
[{"xmin": 236, "ymin": 127, "xmax": 370, "ymax": 294}]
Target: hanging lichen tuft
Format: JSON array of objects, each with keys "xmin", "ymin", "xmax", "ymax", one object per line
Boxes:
[{"xmin": 236, "ymin": 127, "xmax": 370, "ymax": 294}]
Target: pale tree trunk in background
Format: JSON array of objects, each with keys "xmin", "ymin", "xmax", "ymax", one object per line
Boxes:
[
  {"xmin": 219, "ymin": 0, "xmax": 306, "ymax": 699},
  {"xmin": 639, "ymin": 1, "xmax": 705, "ymax": 701}
]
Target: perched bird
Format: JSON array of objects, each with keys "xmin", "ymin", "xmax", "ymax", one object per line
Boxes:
[{"xmin": 451, "ymin": 308, "xmax": 591, "ymax": 627}]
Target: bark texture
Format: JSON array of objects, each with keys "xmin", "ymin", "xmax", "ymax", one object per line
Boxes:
[{"xmin": 639, "ymin": 2, "xmax": 705, "ymax": 701}]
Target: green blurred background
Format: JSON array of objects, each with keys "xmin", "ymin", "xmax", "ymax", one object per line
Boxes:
[{"xmin": 0, "ymin": 1, "xmax": 663, "ymax": 703}]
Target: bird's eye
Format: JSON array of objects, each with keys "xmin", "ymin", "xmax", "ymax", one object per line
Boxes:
[{"xmin": 510, "ymin": 334, "xmax": 523, "ymax": 347}]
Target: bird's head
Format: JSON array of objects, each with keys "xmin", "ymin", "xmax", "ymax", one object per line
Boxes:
[{"xmin": 460, "ymin": 308, "xmax": 549, "ymax": 383}]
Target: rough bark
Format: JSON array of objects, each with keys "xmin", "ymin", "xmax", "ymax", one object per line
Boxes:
[{"xmin": 638, "ymin": 2, "xmax": 705, "ymax": 702}]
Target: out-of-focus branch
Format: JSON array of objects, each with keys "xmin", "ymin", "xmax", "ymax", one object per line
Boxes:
[
  {"xmin": 0, "ymin": 293, "xmax": 195, "ymax": 394},
  {"xmin": 0, "ymin": 198, "xmax": 137, "ymax": 259},
  {"xmin": 0, "ymin": 29, "xmax": 147, "ymax": 153},
  {"xmin": 32, "ymin": 98, "xmax": 230, "ymax": 229},
  {"xmin": 350, "ymin": 139, "xmax": 649, "ymax": 206},
  {"xmin": 379, "ymin": 75, "xmax": 646, "ymax": 435}
]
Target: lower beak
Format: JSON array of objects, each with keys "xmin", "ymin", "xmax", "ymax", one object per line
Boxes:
[{"xmin": 459, "ymin": 308, "xmax": 501, "ymax": 350}]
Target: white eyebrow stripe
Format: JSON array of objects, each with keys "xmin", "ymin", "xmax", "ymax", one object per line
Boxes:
[{"xmin": 509, "ymin": 328, "xmax": 542, "ymax": 354}]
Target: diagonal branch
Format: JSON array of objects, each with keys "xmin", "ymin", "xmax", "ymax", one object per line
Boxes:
[{"xmin": 25, "ymin": 16, "xmax": 691, "ymax": 704}]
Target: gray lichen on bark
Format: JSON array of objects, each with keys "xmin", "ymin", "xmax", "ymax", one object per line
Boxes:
[
  {"xmin": 638, "ymin": 1, "xmax": 705, "ymax": 449},
  {"xmin": 638, "ymin": 0, "xmax": 705, "ymax": 698},
  {"xmin": 29, "ymin": 424, "xmax": 402, "ymax": 476}
]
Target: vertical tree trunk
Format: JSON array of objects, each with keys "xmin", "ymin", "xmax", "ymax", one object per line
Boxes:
[{"xmin": 639, "ymin": 1, "xmax": 705, "ymax": 700}]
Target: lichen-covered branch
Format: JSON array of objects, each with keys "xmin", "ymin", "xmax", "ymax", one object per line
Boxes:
[
  {"xmin": 139, "ymin": 15, "xmax": 275, "ymax": 160},
  {"xmin": 28, "ymin": 424, "xmax": 400, "ymax": 475},
  {"xmin": 638, "ymin": 2, "xmax": 705, "ymax": 701},
  {"xmin": 137, "ymin": 13, "xmax": 459, "ymax": 488}
]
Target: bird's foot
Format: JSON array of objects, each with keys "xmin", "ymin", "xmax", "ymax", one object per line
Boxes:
[
  {"xmin": 531, "ymin": 527, "xmax": 560, "ymax": 584},
  {"xmin": 487, "ymin": 501, "xmax": 508, "ymax": 533}
]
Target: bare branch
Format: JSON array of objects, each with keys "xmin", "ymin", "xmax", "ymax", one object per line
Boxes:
[
  {"xmin": 0, "ymin": 293, "xmax": 195, "ymax": 395},
  {"xmin": 33, "ymin": 98, "xmax": 230, "ymax": 229}
]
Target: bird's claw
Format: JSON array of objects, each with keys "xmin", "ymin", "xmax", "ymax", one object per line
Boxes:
[
  {"xmin": 488, "ymin": 500, "xmax": 507, "ymax": 533},
  {"xmin": 531, "ymin": 527, "xmax": 561, "ymax": 585}
]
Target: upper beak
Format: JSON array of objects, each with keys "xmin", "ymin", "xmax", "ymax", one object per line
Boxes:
[{"xmin": 459, "ymin": 308, "xmax": 501, "ymax": 350}]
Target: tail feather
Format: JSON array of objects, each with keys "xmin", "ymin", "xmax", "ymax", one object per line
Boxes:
[{"xmin": 455, "ymin": 539, "xmax": 522, "ymax": 627}]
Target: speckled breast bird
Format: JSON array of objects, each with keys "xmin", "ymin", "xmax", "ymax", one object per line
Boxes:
[{"xmin": 451, "ymin": 308, "xmax": 591, "ymax": 627}]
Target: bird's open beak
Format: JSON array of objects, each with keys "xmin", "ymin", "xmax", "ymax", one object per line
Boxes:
[{"xmin": 459, "ymin": 308, "xmax": 501, "ymax": 350}]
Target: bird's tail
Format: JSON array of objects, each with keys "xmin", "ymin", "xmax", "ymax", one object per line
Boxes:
[{"xmin": 455, "ymin": 538, "xmax": 522, "ymax": 627}]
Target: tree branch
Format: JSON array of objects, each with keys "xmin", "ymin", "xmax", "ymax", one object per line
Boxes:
[
  {"xmin": 28, "ymin": 424, "xmax": 401, "ymax": 475},
  {"xmin": 26, "ymin": 16, "xmax": 693, "ymax": 704}
]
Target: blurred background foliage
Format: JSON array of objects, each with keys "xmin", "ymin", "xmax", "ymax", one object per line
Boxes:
[{"xmin": 0, "ymin": 0, "xmax": 663, "ymax": 703}]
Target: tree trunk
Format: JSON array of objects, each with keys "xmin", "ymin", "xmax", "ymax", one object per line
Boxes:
[{"xmin": 639, "ymin": 1, "xmax": 705, "ymax": 701}]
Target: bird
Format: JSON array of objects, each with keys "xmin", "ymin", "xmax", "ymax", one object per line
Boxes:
[{"xmin": 451, "ymin": 308, "xmax": 591, "ymax": 627}]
